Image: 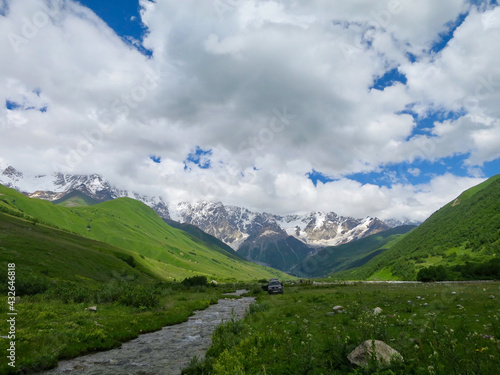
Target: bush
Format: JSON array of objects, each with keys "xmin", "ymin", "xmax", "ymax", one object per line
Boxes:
[
  {"xmin": 118, "ymin": 285, "xmax": 160, "ymax": 309},
  {"xmin": 181, "ymin": 276, "xmax": 208, "ymax": 287},
  {"xmin": 417, "ymin": 265, "xmax": 451, "ymax": 282},
  {"xmin": 16, "ymin": 274, "xmax": 50, "ymax": 296},
  {"xmin": 115, "ymin": 254, "xmax": 136, "ymax": 268},
  {"xmin": 418, "ymin": 259, "xmax": 500, "ymax": 282}
]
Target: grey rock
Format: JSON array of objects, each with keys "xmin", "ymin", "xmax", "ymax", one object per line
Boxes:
[{"xmin": 347, "ymin": 340, "xmax": 403, "ymax": 367}]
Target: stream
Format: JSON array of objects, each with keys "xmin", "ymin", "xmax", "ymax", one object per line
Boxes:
[{"xmin": 42, "ymin": 290, "xmax": 255, "ymax": 375}]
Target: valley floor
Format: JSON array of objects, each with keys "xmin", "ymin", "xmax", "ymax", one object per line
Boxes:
[
  {"xmin": 41, "ymin": 291, "xmax": 254, "ymax": 375},
  {"xmin": 184, "ymin": 281, "xmax": 500, "ymax": 375},
  {"xmin": 2, "ymin": 281, "xmax": 499, "ymax": 375}
]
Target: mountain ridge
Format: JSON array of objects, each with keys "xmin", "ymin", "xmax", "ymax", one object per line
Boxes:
[
  {"xmin": 0, "ymin": 166, "xmax": 418, "ymax": 267},
  {"xmin": 0, "ymin": 183, "xmax": 288, "ymax": 281}
]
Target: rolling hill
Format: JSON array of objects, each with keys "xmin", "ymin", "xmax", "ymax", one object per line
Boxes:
[
  {"xmin": 290, "ymin": 225, "xmax": 416, "ymax": 277},
  {"xmin": 163, "ymin": 219, "xmax": 241, "ymax": 260},
  {"xmin": 52, "ymin": 190, "xmax": 99, "ymax": 207},
  {"xmin": 0, "ymin": 211, "xmax": 162, "ymax": 285},
  {"xmin": 331, "ymin": 175, "xmax": 500, "ymax": 280},
  {"xmin": 0, "ymin": 184, "xmax": 289, "ymax": 282}
]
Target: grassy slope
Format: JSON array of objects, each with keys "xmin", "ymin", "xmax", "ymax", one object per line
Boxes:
[
  {"xmin": 0, "ymin": 184, "xmax": 289, "ymax": 281},
  {"xmin": 0, "ymin": 212, "xmax": 160, "ymax": 284},
  {"xmin": 237, "ymin": 235, "xmax": 314, "ymax": 272},
  {"xmin": 290, "ymin": 225, "xmax": 416, "ymax": 277},
  {"xmin": 163, "ymin": 219, "xmax": 242, "ymax": 260},
  {"xmin": 52, "ymin": 190, "xmax": 99, "ymax": 207},
  {"xmin": 333, "ymin": 175, "xmax": 500, "ymax": 280}
]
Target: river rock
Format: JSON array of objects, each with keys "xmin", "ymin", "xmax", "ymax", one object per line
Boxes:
[
  {"xmin": 373, "ymin": 307, "xmax": 382, "ymax": 315},
  {"xmin": 333, "ymin": 305, "xmax": 345, "ymax": 313},
  {"xmin": 347, "ymin": 339, "xmax": 403, "ymax": 367}
]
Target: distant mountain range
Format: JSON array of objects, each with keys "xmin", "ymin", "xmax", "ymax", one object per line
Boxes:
[
  {"xmin": 0, "ymin": 166, "xmax": 419, "ymax": 271},
  {"xmin": 0, "ymin": 183, "xmax": 287, "ymax": 282}
]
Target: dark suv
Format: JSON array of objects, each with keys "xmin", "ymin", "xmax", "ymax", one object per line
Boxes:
[{"xmin": 267, "ymin": 278, "xmax": 284, "ymax": 295}]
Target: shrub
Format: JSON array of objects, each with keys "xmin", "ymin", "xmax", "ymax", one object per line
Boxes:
[
  {"xmin": 115, "ymin": 254, "xmax": 136, "ymax": 268},
  {"xmin": 118, "ymin": 285, "xmax": 160, "ymax": 308},
  {"xmin": 181, "ymin": 276, "xmax": 208, "ymax": 287},
  {"xmin": 16, "ymin": 274, "xmax": 50, "ymax": 295},
  {"xmin": 417, "ymin": 265, "xmax": 451, "ymax": 282}
]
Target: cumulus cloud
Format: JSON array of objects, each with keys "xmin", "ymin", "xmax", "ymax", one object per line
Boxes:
[{"xmin": 0, "ymin": 0, "xmax": 498, "ymax": 221}]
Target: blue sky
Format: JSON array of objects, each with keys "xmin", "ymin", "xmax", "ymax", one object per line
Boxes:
[
  {"xmin": 1, "ymin": 0, "xmax": 499, "ymax": 220},
  {"xmin": 77, "ymin": 0, "xmax": 152, "ymax": 55}
]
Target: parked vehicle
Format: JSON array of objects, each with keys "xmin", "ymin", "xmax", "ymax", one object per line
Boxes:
[{"xmin": 267, "ymin": 278, "xmax": 284, "ymax": 295}]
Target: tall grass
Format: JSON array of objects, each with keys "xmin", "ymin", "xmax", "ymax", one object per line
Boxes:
[{"xmin": 184, "ymin": 282, "xmax": 500, "ymax": 375}]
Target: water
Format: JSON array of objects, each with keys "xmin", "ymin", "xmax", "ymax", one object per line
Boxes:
[{"xmin": 42, "ymin": 290, "xmax": 254, "ymax": 375}]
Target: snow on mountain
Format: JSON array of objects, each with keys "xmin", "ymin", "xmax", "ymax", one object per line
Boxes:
[
  {"xmin": 0, "ymin": 166, "xmax": 170, "ymax": 218},
  {"xmin": 168, "ymin": 202, "xmax": 390, "ymax": 249},
  {"xmin": 1, "ymin": 165, "xmax": 397, "ymax": 251}
]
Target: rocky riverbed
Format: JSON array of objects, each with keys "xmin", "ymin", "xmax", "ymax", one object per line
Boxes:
[{"xmin": 42, "ymin": 290, "xmax": 255, "ymax": 375}]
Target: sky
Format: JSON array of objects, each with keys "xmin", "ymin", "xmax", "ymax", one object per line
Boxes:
[{"xmin": 1, "ymin": 0, "xmax": 499, "ymax": 222}]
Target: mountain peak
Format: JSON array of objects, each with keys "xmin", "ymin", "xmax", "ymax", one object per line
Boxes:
[{"xmin": 2, "ymin": 165, "xmax": 23, "ymax": 179}]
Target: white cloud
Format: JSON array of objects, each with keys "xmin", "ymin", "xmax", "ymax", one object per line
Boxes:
[{"xmin": 0, "ymin": 0, "xmax": 498, "ymax": 222}]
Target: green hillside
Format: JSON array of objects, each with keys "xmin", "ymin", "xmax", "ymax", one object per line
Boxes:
[
  {"xmin": 290, "ymin": 225, "xmax": 415, "ymax": 277},
  {"xmin": 332, "ymin": 175, "xmax": 500, "ymax": 280},
  {"xmin": 52, "ymin": 190, "xmax": 99, "ymax": 207},
  {"xmin": 163, "ymin": 219, "xmax": 241, "ymax": 260},
  {"xmin": 238, "ymin": 235, "xmax": 314, "ymax": 272},
  {"xmin": 0, "ymin": 211, "xmax": 160, "ymax": 285},
  {"xmin": 0, "ymin": 184, "xmax": 288, "ymax": 281}
]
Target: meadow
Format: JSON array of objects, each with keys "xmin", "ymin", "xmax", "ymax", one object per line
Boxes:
[
  {"xmin": 185, "ymin": 281, "xmax": 500, "ymax": 375},
  {"xmin": 0, "ymin": 278, "xmax": 257, "ymax": 374}
]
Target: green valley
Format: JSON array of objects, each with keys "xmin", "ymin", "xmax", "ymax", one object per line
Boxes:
[
  {"xmin": 0, "ymin": 183, "xmax": 289, "ymax": 374},
  {"xmin": 0, "ymin": 184, "xmax": 287, "ymax": 282},
  {"xmin": 291, "ymin": 225, "xmax": 416, "ymax": 278}
]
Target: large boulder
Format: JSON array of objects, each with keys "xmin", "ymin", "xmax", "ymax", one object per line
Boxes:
[{"xmin": 347, "ymin": 340, "xmax": 403, "ymax": 367}]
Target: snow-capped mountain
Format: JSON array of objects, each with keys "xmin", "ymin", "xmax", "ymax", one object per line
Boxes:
[
  {"xmin": 1, "ymin": 165, "xmax": 396, "ymax": 254},
  {"xmin": 0, "ymin": 166, "xmax": 170, "ymax": 218},
  {"xmin": 168, "ymin": 201, "xmax": 390, "ymax": 249}
]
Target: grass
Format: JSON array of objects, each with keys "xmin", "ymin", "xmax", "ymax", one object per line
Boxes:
[
  {"xmin": 52, "ymin": 190, "xmax": 99, "ymax": 207},
  {"xmin": 184, "ymin": 282, "xmax": 500, "ymax": 375},
  {"xmin": 0, "ymin": 211, "xmax": 164, "ymax": 284}
]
